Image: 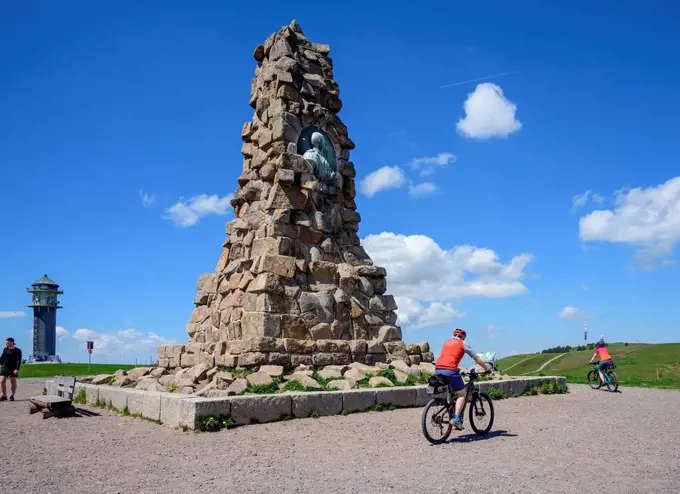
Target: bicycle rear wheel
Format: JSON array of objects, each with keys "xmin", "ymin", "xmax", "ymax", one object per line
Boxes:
[
  {"xmin": 421, "ymin": 398, "xmax": 453, "ymax": 445},
  {"xmin": 606, "ymin": 371, "xmax": 619, "ymax": 392},
  {"xmin": 587, "ymin": 370, "xmax": 602, "ymax": 389},
  {"xmin": 469, "ymin": 392, "xmax": 494, "ymax": 436}
]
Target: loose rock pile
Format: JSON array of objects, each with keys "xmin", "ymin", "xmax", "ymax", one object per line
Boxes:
[
  {"xmin": 155, "ymin": 20, "xmax": 434, "ymax": 371},
  {"xmin": 80, "ymin": 360, "xmax": 440, "ymax": 398}
]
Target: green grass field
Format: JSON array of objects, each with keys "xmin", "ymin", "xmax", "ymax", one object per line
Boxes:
[
  {"xmin": 497, "ymin": 343, "xmax": 680, "ymax": 390},
  {"xmin": 18, "ymin": 363, "xmax": 138, "ymax": 378}
]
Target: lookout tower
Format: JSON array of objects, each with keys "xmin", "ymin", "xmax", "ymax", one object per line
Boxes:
[{"xmin": 27, "ymin": 274, "xmax": 63, "ymax": 362}]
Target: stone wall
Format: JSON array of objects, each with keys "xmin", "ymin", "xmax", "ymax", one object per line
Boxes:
[
  {"xmin": 51, "ymin": 376, "xmax": 568, "ymax": 430},
  {"xmin": 157, "ymin": 338, "xmax": 433, "ymax": 370}
]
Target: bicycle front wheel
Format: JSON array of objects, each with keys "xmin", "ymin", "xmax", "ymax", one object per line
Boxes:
[
  {"xmin": 606, "ymin": 371, "xmax": 619, "ymax": 392},
  {"xmin": 421, "ymin": 398, "xmax": 453, "ymax": 444},
  {"xmin": 587, "ymin": 370, "xmax": 602, "ymax": 389},
  {"xmin": 469, "ymin": 392, "xmax": 494, "ymax": 436}
]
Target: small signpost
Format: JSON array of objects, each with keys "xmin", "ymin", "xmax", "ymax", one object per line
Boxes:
[{"xmin": 86, "ymin": 341, "xmax": 94, "ymax": 372}]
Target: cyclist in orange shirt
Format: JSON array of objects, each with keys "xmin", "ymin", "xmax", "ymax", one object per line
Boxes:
[
  {"xmin": 589, "ymin": 337, "xmax": 614, "ymax": 383},
  {"xmin": 435, "ymin": 328, "xmax": 492, "ymax": 430}
]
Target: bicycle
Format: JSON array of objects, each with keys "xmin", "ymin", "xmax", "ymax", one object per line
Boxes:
[
  {"xmin": 587, "ymin": 362, "xmax": 619, "ymax": 392},
  {"xmin": 421, "ymin": 369, "xmax": 494, "ymax": 445}
]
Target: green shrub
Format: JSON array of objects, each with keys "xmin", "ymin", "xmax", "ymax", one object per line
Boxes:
[
  {"xmin": 283, "ymin": 380, "xmax": 318, "ymax": 393},
  {"xmin": 196, "ymin": 415, "xmax": 234, "ymax": 432},
  {"xmin": 487, "ymin": 387, "xmax": 505, "ymax": 400},
  {"xmin": 73, "ymin": 388, "xmax": 87, "ymax": 404},
  {"xmin": 241, "ymin": 379, "xmax": 281, "ymax": 395}
]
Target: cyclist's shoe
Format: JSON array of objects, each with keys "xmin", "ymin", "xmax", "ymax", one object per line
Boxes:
[
  {"xmin": 9, "ymin": 395, "xmax": 14, "ymax": 401},
  {"xmin": 452, "ymin": 415, "xmax": 464, "ymax": 430},
  {"xmin": 0, "ymin": 396, "xmax": 6, "ymax": 401}
]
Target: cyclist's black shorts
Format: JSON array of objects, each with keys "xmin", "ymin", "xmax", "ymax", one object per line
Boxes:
[
  {"xmin": 598, "ymin": 359, "xmax": 613, "ymax": 371},
  {"xmin": 435, "ymin": 368, "xmax": 465, "ymax": 392}
]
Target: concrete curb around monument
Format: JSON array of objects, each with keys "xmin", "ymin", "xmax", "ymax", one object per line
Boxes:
[{"xmin": 47, "ymin": 376, "xmax": 567, "ymax": 431}]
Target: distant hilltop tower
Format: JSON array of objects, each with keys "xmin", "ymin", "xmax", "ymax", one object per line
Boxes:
[{"xmin": 27, "ymin": 274, "xmax": 63, "ymax": 363}]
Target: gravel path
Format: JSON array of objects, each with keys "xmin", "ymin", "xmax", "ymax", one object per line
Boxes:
[
  {"xmin": 2, "ymin": 379, "xmax": 679, "ymax": 493},
  {"xmin": 534, "ymin": 353, "xmax": 567, "ymax": 373}
]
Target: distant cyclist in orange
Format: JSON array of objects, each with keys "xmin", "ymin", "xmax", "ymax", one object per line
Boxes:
[
  {"xmin": 435, "ymin": 328, "xmax": 492, "ymax": 430},
  {"xmin": 589, "ymin": 336, "xmax": 614, "ymax": 383}
]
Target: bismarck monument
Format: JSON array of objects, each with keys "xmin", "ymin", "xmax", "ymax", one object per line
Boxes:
[{"xmin": 157, "ymin": 20, "xmax": 433, "ymax": 371}]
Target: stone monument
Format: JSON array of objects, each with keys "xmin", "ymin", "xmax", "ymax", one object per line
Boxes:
[{"xmin": 157, "ymin": 20, "xmax": 433, "ymax": 371}]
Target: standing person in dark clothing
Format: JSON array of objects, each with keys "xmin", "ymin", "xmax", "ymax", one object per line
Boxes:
[{"xmin": 0, "ymin": 337, "xmax": 22, "ymax": 401}]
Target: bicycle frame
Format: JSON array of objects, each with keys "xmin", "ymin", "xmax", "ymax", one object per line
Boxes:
[
  {"xmin": 429, "ymin": 372, "xmax": 482, "ymax": 425},
  {"xmin": 591, "ymin": 363, "xmax": 611, "ymax": 383}
]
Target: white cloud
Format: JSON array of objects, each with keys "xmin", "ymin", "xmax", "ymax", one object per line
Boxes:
[
  {"xmin": 56, "ymin": 326, "xmax": 70, "ymax": 340},
  {"xmin": 164, "ymin": 193, "xmax": 233, "ymax": 227},
  {"xmin": 139, "ymin": 189, "xmax": 156, "ymax": 208},
  {"xmin": 408, "ymin": 182, "xmax": 437, "ymax": 197},
  {"xmin": 410, "ymin": 153, "xmax": 456, "ymax": 176},
  {"xmin": 394, "ymin": 296, "xmax": 465, "ymax": 331},
  {"xmin": 0, "ymin": 311, "xmax": 26, "ymax": 319},
  {"xmin": 362, "ymin": 232, "xmax": 533, "ymax": 302},
  {"xmin": 510, "ymin": 349, "xmax": 521, "ymax": 356},
  {"xmin": 559, "ymin": 306, "xmax": 586, "ymax": 321},
  {"xmin": 117, "ymin": 328, "xmax": 143, "ymax": 339},
  {"xmin": 360, "ymin": 166, "xmax": 407, "ymax": 198},
  {"xmin": 456, "ymin": 83, "xmax": 522, "ymax": 139},
  {"xmin": 72, "ymin": 328, "xmax": 175, "ymax": 355},
  {"xmin": 486, "ymin": 324, "xmax": 501, "ymax": 338},
  {"xmin": 570, "ymin": 190, "xmax": 605, "ymax": 213},
  {"xmin": 579, "ymin": 176, "xmax": 680, "ymax": 268}
]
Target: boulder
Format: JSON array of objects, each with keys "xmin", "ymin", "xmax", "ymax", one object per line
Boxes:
[
  {"xmin": 91, "ymin": 375, "xmax": 112, "ymax": 385},
  {"xmin": 135, "ymin": 377, "xmax": 160, "ymax": 390},
  {"xmin": 389, "ymin": 360, "xmax": 411, "ymax": 375},
  {"xmin": 185, "ymin": 364, "xmax": 210, "ymax": 382},
  {"xmin": 111, "ymin": 376, "xmax": 134, "ymax": 387},
  {"xmin": 288, "ymin": 372, "xmax": 322, "ymax": 389},
  {"xmin": 113, "ymin": 369, "xmax": 127, "ymax": 380},
  {"xmin": 368, "ymin": 376, "xmax": 394, "ymax": 388},
  {"xmin": 127, "ymin": 367, "xmax": 152, "ymax": 380},
  {"xmin": 149, "ymin": 367, "xmax": 167, "ymax": 378},
  {"xmin": 393, "ymin": 370, "xmax": 409, "ymax": 384},
  {"xmin": 159, "ymin": 374, "xmax": 175, "ymax": 387},
  {"xmin": 225, "ymin": 378, "xmax": 248, "ymax": 396},
  {"xmin": 176, "ymin": 386, "xmax": 196, "ymax": 394},
  {"xmin": 195, "ymin": 381, "xmax": 219, "ymax": 397},
  {"xmin": 344, "ymin": 367, "xmax": 366, "ymax": 381},
  {"xmin": 214, "ymin": 371, "xmax": 235, "ymax": 389},
  {"xmin": 327, "ymin": 379, "xmax": 353, "ymax": 391},
  {"xmin": 317, "ymin": 368, "xmax": 342, "ymax": 380},
  {"xmin": 246, "ymin": 371, "xmax": 274, "ymax": 387},
  {"xmin": 258, "ymin": 365, "xmax": 284, "ymax": 378},
  {"xmin": 419, "ymin": 362, "xmax": 436, "ymax": 374}
]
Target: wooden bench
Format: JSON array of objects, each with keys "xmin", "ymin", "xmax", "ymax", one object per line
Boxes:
[{"xmin": 28, "ymin": 376, "xmax": 77, "ymax": 419}]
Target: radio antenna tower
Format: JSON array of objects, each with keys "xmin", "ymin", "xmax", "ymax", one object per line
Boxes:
[{"xmin": 584, "ymin": 319, "xmax": 588, "ymax": 346}]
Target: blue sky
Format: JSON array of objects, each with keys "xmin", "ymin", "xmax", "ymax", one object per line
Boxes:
[{"xmin": 1, "ymin": 1, "xmax": 679, "ymax": 364}]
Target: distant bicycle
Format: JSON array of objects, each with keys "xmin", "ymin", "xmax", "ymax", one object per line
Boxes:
[
  {"xmin": 587, "ymin": 362, "xmax": 619, "ymax": 392},
  {"xmin": 421, "ymin": 368, "xmax": 494, "ymax": 444}
]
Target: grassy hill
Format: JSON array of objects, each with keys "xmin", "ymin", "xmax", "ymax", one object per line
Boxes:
[
  {"xmin": 18, "ymin": 363, "xmax": 138, "ymax": 379},
  {"xmin": 497, "ymin": 343, "xmax": 680, "ymax": 390}
]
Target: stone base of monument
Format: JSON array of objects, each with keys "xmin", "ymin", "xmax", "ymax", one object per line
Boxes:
[
  {"xmin": 46, "ymin": 376, "xmax": 567, "ymax": 431},
  {"xmin": 157, "ymin": 337, "xmax": 434, "ymax": 371}
]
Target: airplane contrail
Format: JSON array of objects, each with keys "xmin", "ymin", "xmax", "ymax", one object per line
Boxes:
[{"xmin": 440, "ymin": 70, "xmax": 517, "ymax": 89}]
